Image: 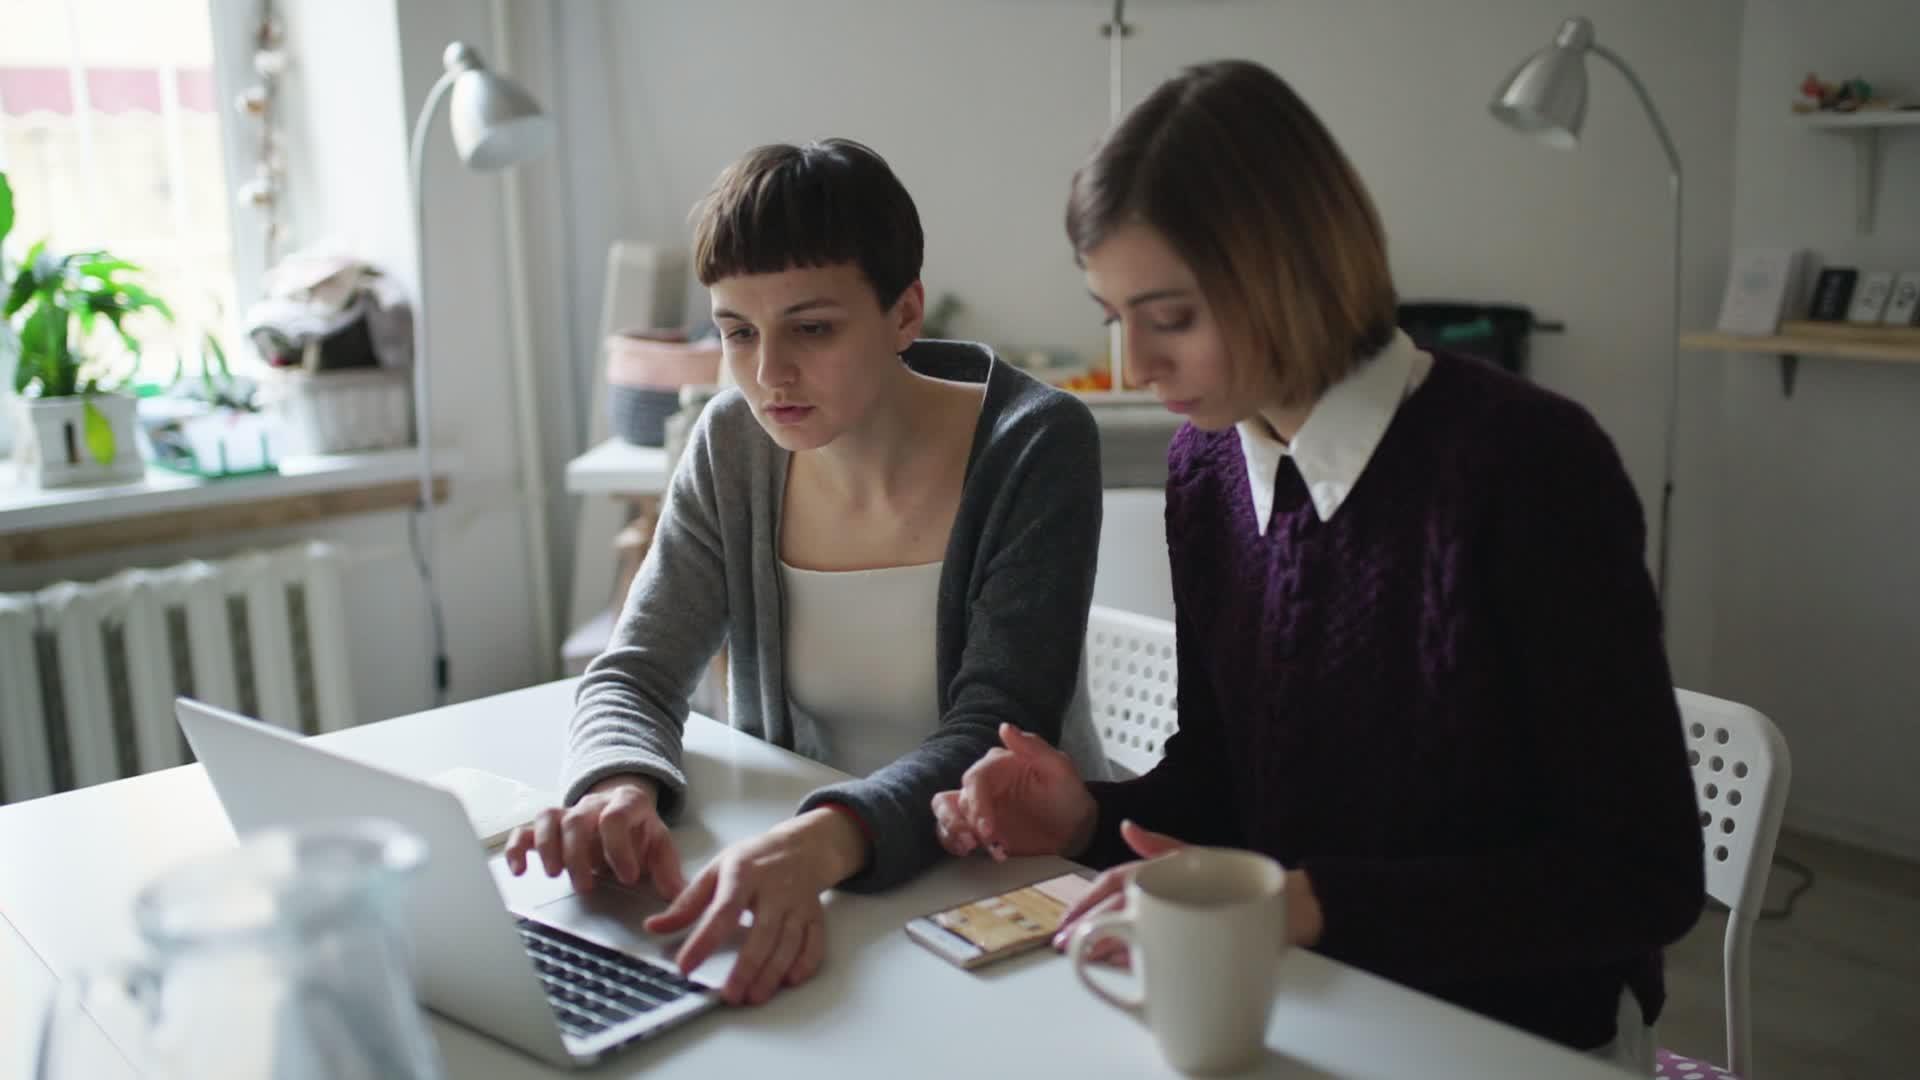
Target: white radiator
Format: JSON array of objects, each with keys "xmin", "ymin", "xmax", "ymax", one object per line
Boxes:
[{"xmin": 0, "ymin": 541, "xmax": 355, "ymax": 802}]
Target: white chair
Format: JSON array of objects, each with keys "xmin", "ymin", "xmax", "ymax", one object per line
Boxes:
[
  {"xmin": 1084, "ymin": 605, "xmax": 1178, "ymax": 777},
  {"xmin": 1657, "ymin": 690, "xmax": 1793, "ymax": 1080}
]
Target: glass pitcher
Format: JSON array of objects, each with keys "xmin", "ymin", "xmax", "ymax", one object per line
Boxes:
[{"xmin": 36, "ymin": 819, "xmax": 445, "ymax": 1080}]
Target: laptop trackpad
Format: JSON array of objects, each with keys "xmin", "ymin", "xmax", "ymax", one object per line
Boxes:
[{"xmin": 527, "ymin": 885, "xmax": 738, "ymax": 987}]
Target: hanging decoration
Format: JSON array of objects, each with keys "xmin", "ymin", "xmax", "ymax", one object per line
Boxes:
[{"xmin": 234, "ymin": 1, "xmax": 288, "ymax": 266}]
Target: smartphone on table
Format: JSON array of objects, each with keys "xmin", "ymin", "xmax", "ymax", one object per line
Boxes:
[{"xmin": 904, "ymin": 872, "xmax": 1095, "ymax": 971}]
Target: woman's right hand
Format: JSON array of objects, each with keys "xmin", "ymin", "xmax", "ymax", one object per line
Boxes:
[
  {"xmin": 931, "ymin": 723, "xmax": 1099, "ymax": 860},
  {"xmin": 505, "ymin": 775, "xmax": 687, "ymax": 900}
]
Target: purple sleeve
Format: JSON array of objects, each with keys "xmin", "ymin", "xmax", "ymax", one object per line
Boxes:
[{"xmin": 1081, "ymin": 431, "xmax": 1244, "ymax": 867}]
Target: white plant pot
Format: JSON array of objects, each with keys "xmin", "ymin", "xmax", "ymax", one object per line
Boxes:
[{"xmin": 10, "ymin": 393, "xmax": 146, "ymax": 488}]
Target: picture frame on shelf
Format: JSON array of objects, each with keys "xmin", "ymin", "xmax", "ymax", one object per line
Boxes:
[
  {"xmin": 1847, "ymin": 270, "xmax": 1895, "ymax": 324},
  {"xmin": 1714, "ymin": 248, "xmax": 1809, "ymax": 335},
  {"xmin": 1882, "ymin": 271, "xmax": 1920, "ymax": 327},
  {"xmin": 1808, "ymin": 267, "xmax": 1858, "ymax": 322}
]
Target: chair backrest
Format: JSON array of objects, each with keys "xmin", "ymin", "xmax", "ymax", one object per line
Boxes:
[
  {"xmin": 1676, "ymin": 688, "xmax": 1792, "ymax": 1079},
  {"xmin": 1085, "ymin": 605, "xmax": 1178, "ymax": 777}
]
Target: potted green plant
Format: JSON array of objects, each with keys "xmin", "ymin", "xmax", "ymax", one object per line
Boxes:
[{"xmin": 1, "ymin": 170, "xmax": 173, "ymax": 487}]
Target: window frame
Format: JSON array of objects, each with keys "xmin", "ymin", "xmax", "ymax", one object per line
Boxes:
[{"xmin": 204, "ymin": 0, "xmax": 270, "ymax": 342}]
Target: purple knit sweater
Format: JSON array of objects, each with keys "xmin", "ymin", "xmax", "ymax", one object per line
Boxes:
[{"xmin": 1084, "ymin": 354, "xmax": 1705, "ymax": 1053}]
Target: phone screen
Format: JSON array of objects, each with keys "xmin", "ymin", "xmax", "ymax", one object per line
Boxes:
[{"xmin": 907, "ymin": 872, "xmax": 1095, "ymax": 969}]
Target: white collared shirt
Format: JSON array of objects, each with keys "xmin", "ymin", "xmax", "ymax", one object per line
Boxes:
[{"xmin": 1236, "ymin": 330, "xmax": 1433, "ymax": 533}]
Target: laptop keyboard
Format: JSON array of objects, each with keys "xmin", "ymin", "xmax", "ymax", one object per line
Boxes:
[{"xmin": 514, "ymin": 917, "xmax": 710, "ymax": 1039}]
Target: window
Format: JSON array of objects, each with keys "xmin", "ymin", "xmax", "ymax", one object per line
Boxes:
[{"xmin": 0, "ymin": 0, "xmax": 247, "ymax": 404}]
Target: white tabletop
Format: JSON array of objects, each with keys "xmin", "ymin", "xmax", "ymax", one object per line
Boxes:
[
  {"xmin": 0, "ymin": 680, "xmax": 1629, "ymax": 1078},
  {"xmin": 4, "ymin": 900, "xmax": 137, "ymax": 1078},
  {"xmin": 564, "ymin": 439, "xmax": 670, "ymax": 496}
]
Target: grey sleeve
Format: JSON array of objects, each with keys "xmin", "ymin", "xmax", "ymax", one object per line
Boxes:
[
  {"xmin": 562, "ymin": 408, "xmax": 732, "ymax": 819},
  {"xmin": 798, "ymin": 400, "xmax": 1104, "ymax": 891}
]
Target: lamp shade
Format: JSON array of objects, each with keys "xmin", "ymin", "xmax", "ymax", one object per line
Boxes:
[
  {"xmin": 442, "ymin": 43, "xmax": 553, "ymax": 171},
  {"xmin": 1488, "ymin": 16, "xmax": 1594, "ymax": 150}
]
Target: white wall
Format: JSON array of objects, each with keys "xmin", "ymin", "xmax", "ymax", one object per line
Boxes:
[
  {"xmin": 1095, "ymin": 490, "xmax": 1175, "ymax": 622},
  {"xmin": 529, "ymin": 0, "xmax": 1744, "ymax": 679},
  {"xmin": 383, "ymin": 0, "xmax": 557, "ymax": 700},
  {"xmin": 493, "ymin": 1, "xmax": 585, "ymax": 641},
  {"xmin": 1715, "ymin": 0, "xmax": 1920, "ymax": 858},
  {"xmin": 276, "ymin": 0, "xmax": 414, "ymax": 290}
]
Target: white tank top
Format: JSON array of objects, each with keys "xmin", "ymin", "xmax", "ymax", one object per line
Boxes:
[{"xmin": 780, "ymin": 558, "xmax": 945, "ymax": 778}]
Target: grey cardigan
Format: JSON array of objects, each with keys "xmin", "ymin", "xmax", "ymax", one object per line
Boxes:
[{"xmin": 564, "ymin": 340, "xmax": 1109, "ymax": 892}]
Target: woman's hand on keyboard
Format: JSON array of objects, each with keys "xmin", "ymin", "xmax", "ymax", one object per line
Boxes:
[
  {"xmin": 643, "ymin": 807, "xmax": 867, "ymax": 1005},
  {"xmin": 505, "ymin": 775, "xmax": 687, "ymax": 901}
]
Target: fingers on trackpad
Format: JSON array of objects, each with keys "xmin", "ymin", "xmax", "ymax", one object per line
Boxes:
[{"xmin": 530, "ymin": 886, "xmax": 736, "ymax": 986}]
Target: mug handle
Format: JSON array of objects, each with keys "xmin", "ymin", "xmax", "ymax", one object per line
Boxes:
[{"xmin": 1068, "ymin": 911, "xmax": 1144, "ymax": 1016}]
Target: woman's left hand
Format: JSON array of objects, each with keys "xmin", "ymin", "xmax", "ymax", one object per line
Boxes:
[
  {"xmin": 1050, "ymin": 820, "xmax": 1325, "ymax": 961},
  {"xmin": 643, "ymin": 808, "xmax": 866, "ymax": 1005}
]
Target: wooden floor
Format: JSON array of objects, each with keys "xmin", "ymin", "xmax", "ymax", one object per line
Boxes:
[{"xmin": 1659, "ymin": 830, "xmax": 1920, "ymax": 1078}]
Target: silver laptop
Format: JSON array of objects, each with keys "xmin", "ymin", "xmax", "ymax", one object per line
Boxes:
[{"xmin": 176, "ymin": 697, "xmax": 722, "ymax": 1069}]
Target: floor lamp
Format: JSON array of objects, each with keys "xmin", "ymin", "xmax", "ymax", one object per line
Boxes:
[
  {"xmin": 409, "ymin": 42, "xmax": 553, "ymax": 705},
  {"xmin": 1490, "ymin": 15, "xmax": 1683, "ymax": 619}
]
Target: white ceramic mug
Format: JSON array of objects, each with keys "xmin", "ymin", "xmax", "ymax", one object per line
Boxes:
[{"xmin": 1068, "ymin": 848, "xmax": 1287, "ymax": 1075}]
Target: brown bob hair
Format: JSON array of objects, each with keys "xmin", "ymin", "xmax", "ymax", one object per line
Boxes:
[{"xmin": 1067, "ymin": 60, "xmax": 1397, "ymax": 406}]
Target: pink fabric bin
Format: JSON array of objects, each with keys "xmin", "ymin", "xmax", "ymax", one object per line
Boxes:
[
  {"xmin": 605, "ymin": 332, "xmax": 721, "ymax": 389},
  {"xmin": 604, "ymin": 332, "xmax": 721, "ymax": 446}
]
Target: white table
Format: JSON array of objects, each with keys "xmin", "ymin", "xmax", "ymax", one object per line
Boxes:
[
  {"xmin": 0, "ymin": 680, "xmax": 1630, "ymax": 1078},
  {"xmin": 561, "ymin": 439, "xmax": 670, "ymax": 670},
  {"xmin": 564, "ymin": 438, "xmax": 669, "ymax": 497},
  {"xmin": 4, "ymin": 907, "xmax": 138, "ymax": 1079}
]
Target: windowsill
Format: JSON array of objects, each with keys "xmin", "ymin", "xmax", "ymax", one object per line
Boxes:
[
  {"xmin": 0, "ymin": 449, "xmax": 455, "ymax": 534},
  {"xmin": 0, "ymin": 449, "xmax": 459, "ymax": 563}
]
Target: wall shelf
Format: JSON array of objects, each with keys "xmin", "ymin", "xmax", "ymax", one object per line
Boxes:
[
  {"xmin": 1796, "ymin": 109, "xmax": 1920, "ymax": 130},
  {"xmin": 1681, "ymin": 320, "xmax": 1920, "ymax": 396},
  {"xmin": 1795, "ymin": 109, "xmax": 1920, "ymax": 233}
]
